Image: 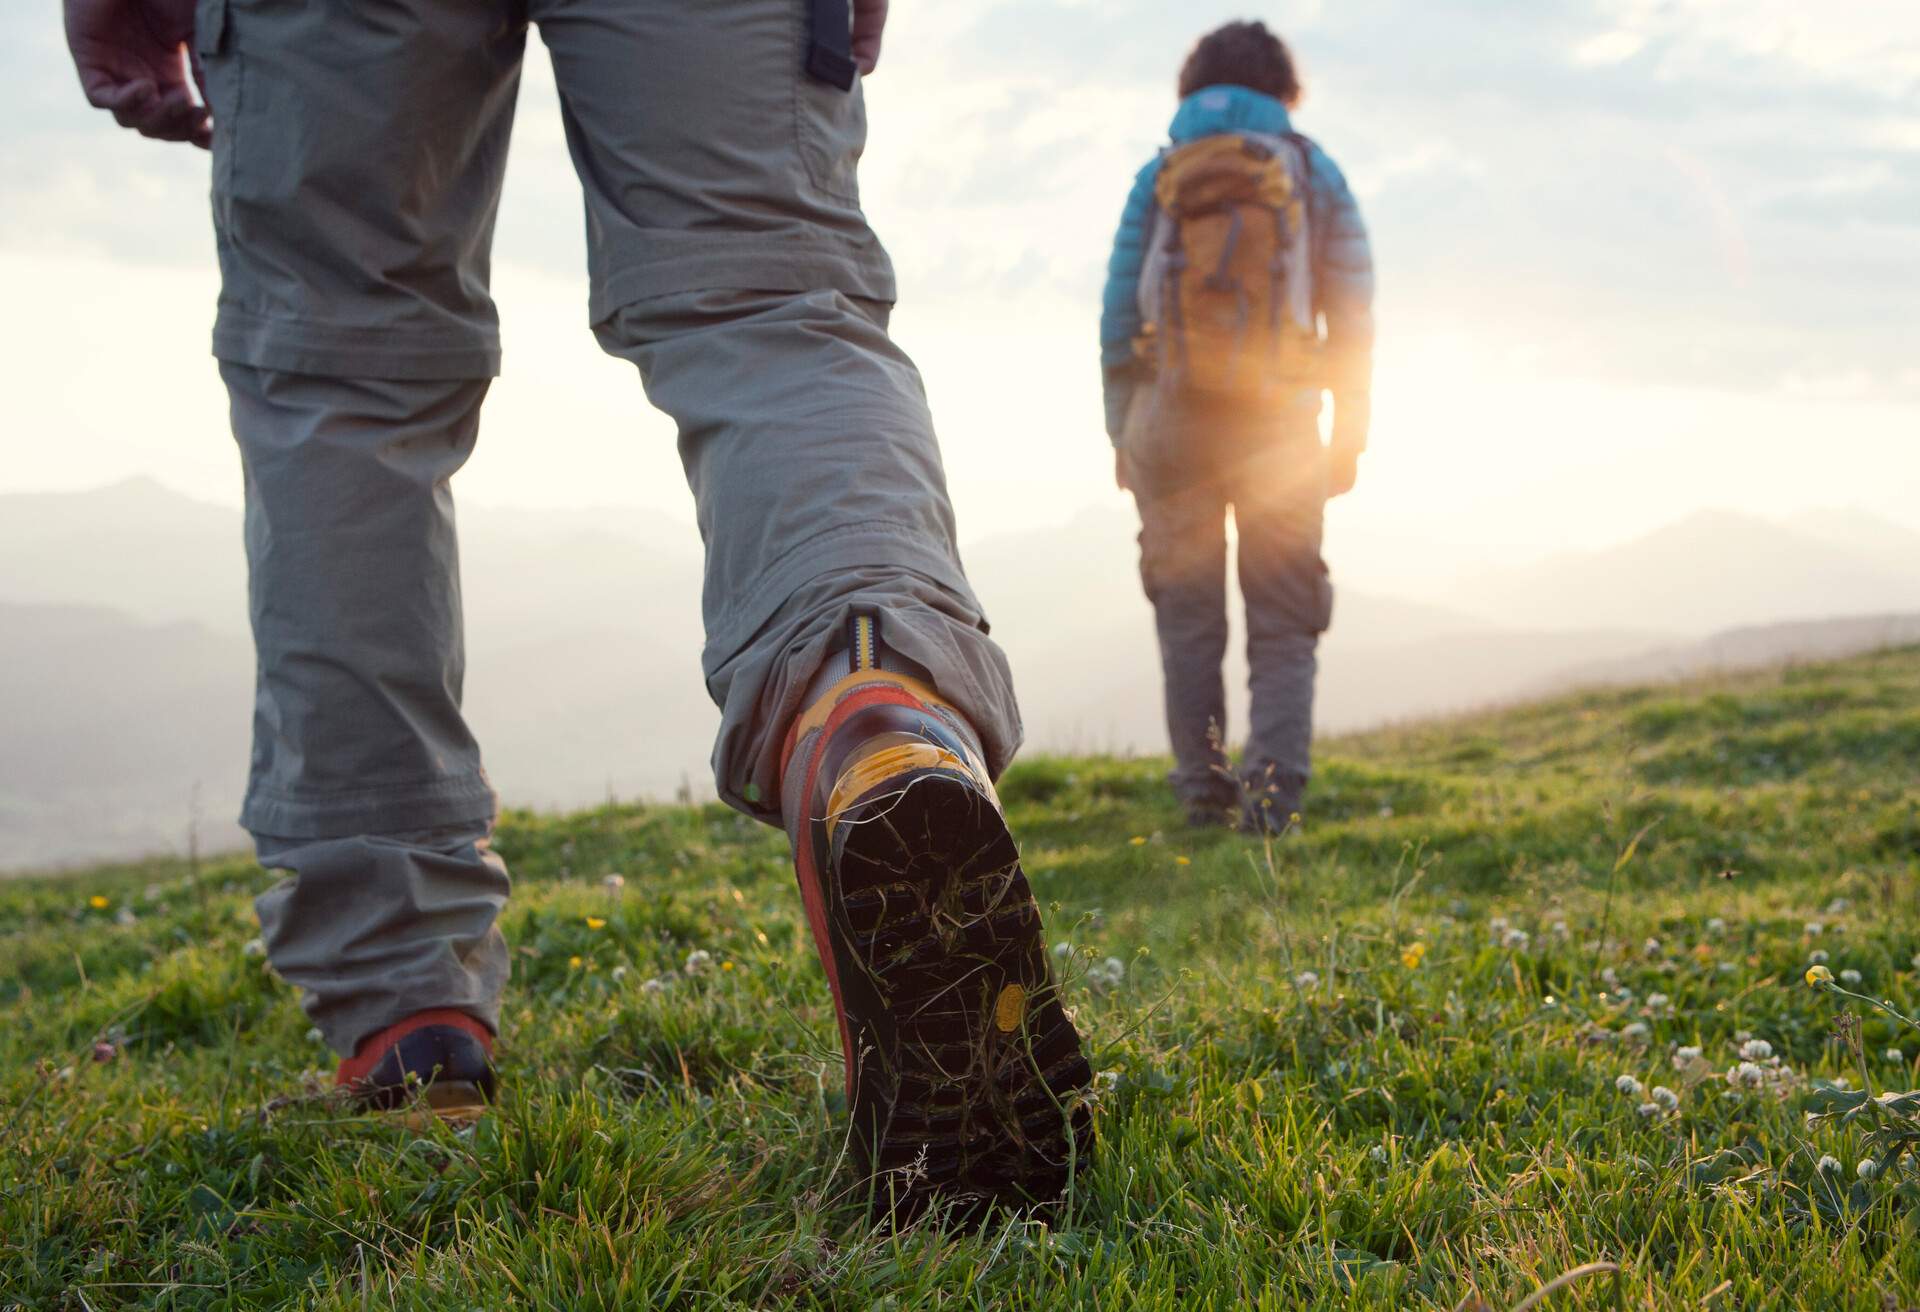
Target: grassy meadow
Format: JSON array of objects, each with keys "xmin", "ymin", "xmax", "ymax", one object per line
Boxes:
[{"xmin": 4, "ymin": 647, "xmax": 1920, "ymax": 1310}]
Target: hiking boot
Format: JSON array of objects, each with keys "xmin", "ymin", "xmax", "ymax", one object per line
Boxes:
[
  {"xmin": 782, "ymin": 613, "xmax": 1094, "ymax": 1222},
  {"xmin": 335, "ymin": 1009, "xmax": 496, "ymax": 1123},
  {"xmin": 1183, "ymin": 798, "xmax": 1240, "ymax": 830},
  {"xmin": 1241, "ymin": 767, "xmax": 1305, "ymax": 836}
]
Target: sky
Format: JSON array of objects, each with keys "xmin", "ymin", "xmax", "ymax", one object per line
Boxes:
[{"xmin": 2, "ymin": 0, "xmax": 1917, "ymax": 595}]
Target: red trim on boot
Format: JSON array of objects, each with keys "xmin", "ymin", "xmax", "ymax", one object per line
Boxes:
[
  {"xmin": 785, "ymin": 681, "xmax": 944, "ymax": 1096},
  {"xmin": 335, "ymin": 1008, "xmax": 494, "ymax": 1087}
]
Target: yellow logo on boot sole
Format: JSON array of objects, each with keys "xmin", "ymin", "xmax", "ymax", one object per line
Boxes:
[{"xmin": 994, "ymin": 983, "xmax": 1027, "ymax": 1033}]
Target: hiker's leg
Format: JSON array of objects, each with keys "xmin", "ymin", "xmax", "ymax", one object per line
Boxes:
[
  {"xmin": 198, "ymin": 0, "xmax": 524, "ymax": 1054},
  {"xmin": 542, "ymin": 0, "xmax": 1018, "ymax": 817},
  {"xmin": 230, "ymin": 367, "xmax": 511, "ymax": 1054},
  {"xmin": 1233, "ymin": 434, "xmax": 1333, "ymax": 814},
  {"xmin": 1132, "ymin": 472, "xmax": 1235, "ymax": 809}
]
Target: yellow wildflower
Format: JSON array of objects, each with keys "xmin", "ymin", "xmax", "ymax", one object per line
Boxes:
[
  {"xmin": 1805, "ymin": 964, "xmax": 1834, "ymax": 987},
  {"xmin": 89, "ymin": 895, "xmax": 109, "ymax": 910},
  {"xmin": 585, "ymin": 916, "xmax": 606, "ymax": 930},
  {"xmin": 721, "ymin": 960, "xmax": 736, "ymax": 972},
  {"xmin": 1174, "ymin": 856, "xmax": 1191, "ymax": 866},
  {"xmin": 1129, "ymin": 836, "xmax": 1148, "ymax": 847},
  {"xmin": 1401, "ymin": 942, "xmax": 1427, "ymax": 969},
  {"xmin": 568, "ymin": 955, "xmax": 584, "ymax": 969}
]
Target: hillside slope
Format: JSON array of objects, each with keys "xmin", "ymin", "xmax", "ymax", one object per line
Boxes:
[{"xmin": 3, "ymin": 649, "xmax": 1919, "ymax": 1308}]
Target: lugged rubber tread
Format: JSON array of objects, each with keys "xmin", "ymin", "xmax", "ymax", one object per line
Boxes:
[{"xmin": 826, "ymin": 767, "xmax": 1095, "ymax": 1222}]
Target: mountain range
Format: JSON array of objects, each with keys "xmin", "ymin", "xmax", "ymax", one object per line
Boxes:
[{"xmin": 2, "ymin": 478, "xmax": 1915, "ymax": 870}]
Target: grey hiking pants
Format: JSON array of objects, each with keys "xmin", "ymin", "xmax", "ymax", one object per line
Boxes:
[
  {"xmin": 200, "ymin": 0, "xmax": 1019, "ymax": 1054},
  {"xmin": 1125, "ymin": 392, "xmax": 1333, "ymax": 810}
]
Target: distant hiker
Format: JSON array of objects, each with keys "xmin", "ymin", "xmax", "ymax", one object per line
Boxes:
[
  {"xmin": 66, "ymin": 0, "xmax": 1091, "ymax": 1217},
  {"xmin": 1101, "ymin": 21, "xmax": 1375, "ymax": 831}
]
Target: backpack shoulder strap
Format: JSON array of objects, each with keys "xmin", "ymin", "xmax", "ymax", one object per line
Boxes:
[{"xmin": 1285, "ymin": 132, "xmax": 1329, "ymax": 312}]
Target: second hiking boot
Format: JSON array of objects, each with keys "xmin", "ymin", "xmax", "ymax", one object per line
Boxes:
[
  {"xmin": 781, "ymin": 612, "xmax": 1094, "ymax": 1222},
  {"xmin": 334, "ymin": 1009, "xmax": 496, "ymax": 1124}
]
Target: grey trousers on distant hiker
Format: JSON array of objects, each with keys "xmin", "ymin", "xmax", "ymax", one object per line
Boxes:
[
  {"xmin": 1126, "ymin": 392, "xmax": 1333, "ymax": 815},
  {"xmin": 202, "ymin": 0, "xmax": 1020, "ymax": 1054}
]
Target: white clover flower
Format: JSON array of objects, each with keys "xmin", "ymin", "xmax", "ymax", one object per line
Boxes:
[
  {"xmin": 243, "ymin": 937, "xmax": 267, "ymax": 958},
  {"xmin": 602, "ymin": 872, "xmax": 626, "ymax": 890},
  {"xmin": 1831, "ymin": 1075, "xmax": 1852, "ymax": 1090},
  {"xmin": 1674, "ymin": 1046, "xmax": 1704, "ymax": 1068},
  {"xmin": 1490, "ymin": 915, "xmax": 1511, "ymax": 933},
  {"xmin": 1826, "ymin": 897, "xmax": 1849, "ymax": 915},
  {"xmin": 1729, "ymin": 1062, "xmax": 1765, "ymax": 1089},
  {"xmin": 1808, "ymin": 948, "xmax": 1829, "ymax": 965},
  {"xmin": 1839, "ymin": 968, "xmax": 1862, "ymax": 986},
  {"xmin": 1615, "ymin": 1074, "xmax": 1644, "ymax": 1097},
  {"xmin": 1706, "ymin": 917, "xmax": 1727, "ymax": 935},
  {"xmin": 1093, "ymin": 1069, "xmax": 1120, "ymax": 1093},
  {"xmin": 642, "ymin": 976, "xmax": 668, "ymax": 995},
  {"xmin": 1642, "ymin": 937, "xmax": 1662, "ymax": 956},
  {"xmin": 1293, "ymin": 970, "xmax": 1319, "ymax": 990},
  {"xmin": 1911, "ymin": 951, "xmax": 1920, "ymax": 972},
  {"xmin": 1636, "ymin": 1102, "xmax": 1659, "ymax": 1117},
  {"xmin": 1615, "ymin": 986, "xmax": 1636, "ymax": 1003},
  {"xmin": 1806, "ymin": 922, "xmax": 1824, "ymax": 937},
  {"xmin": 143, "ymin": 883, "xmax": 164, "ymax": 902},
  {"xmin": 1503, "ymin": 928, "xmax": 1530, "ymax": 950},
  {"xmin": 1858, "ymin": 1159, "xmax": 1882, "ymax": 1181},
  {"xmin": 1551, "ymin": 920, "xmax": 1570, "ymax": 939},
  {"xmin": 305, "ymin": 1027, "xmax": 325, "ymax": 1045},
  {"xmin": 1623, "ymin": 1021, "xmax": 1651, "ymax": 1041},
  {"xmin": 1368, "ymin": 1144, "xmax": 1390, "ymax": 1163},
  {"xmin": 1650, "ymin": 1085, "xmax": 1679, "ymax": 1111},
  {"xmin": 115, "ymin": 906, "xmax": 138, "ymax": 927},
  {"xmin": 610, "ymin": 964, "xmax": 629, "ymax": 982},
  {"xmin": 1886, "ymin": 1048, "xmax": 1906, "ymax": 1064},
  {"xmin": 1716, "ymin": 962, "xmax": 1737, "ymax": 974},
  {"xmin": 1052, "ymin": 941, "xmax": 1073, "ymax": 963},
  {"xmin": 683, "ymin": 948, "xmax": 713, "ymax": 975},
  {"xmin": 1600, "ymin": 966, "xmax": 1619, "ymax": 987},
  {"xmin": 1646, "ymin": 992, "xmax": 1670, "ymax": 1012},
  {"xmin": 1739, "ymin": 1038, "xmax": 1773, "ymax": 1061},
  {"xmin": 1816, "ymin": 1155, "xmax": 1842, "ymax": 1175},
  {"xmin": 1088, "ymin": 956, "xmax": 1127, "ymax": 990}
]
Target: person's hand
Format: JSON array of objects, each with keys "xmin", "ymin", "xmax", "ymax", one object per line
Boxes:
[
  {"xmin": 1114, "ymin": 448, "xmax": 1134, "ymax": 492},
  {"xmin": 1326, "ymin": 445, "xmax": 1361, "ymax": 498},
  {"xmin": 851, "ymin": 0, "xmax": 888, "ymax": 74},
  {"xmin": 65, "ymin": 0, "xmax": 210, "ymax": 148}
]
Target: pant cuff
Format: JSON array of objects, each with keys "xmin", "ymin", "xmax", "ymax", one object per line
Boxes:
[{"xmin": 241, "ymin": 774, "xmax": 498, "ymax": 840}]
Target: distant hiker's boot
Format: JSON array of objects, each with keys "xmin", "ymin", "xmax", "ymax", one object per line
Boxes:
[
  {"xmin": 1184, "ymin": 799, "xmax": 1240, "ymax": 830},
  {"xmin": 335, "ymin": 1009, "xmax": 496, "ymax": 1124},
  {"xmin": 1241, "ymin": 767, "xmax": 1306, "ymax": 837},
  {"xmin": 781, "ymin": 612, "xmax": 1094, "ymax": 1223}
]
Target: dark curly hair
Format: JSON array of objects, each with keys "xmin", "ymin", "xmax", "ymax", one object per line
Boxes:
[{"xmin": 1178, "ymin": 20, "xmax": 1302, "ymax": 107}]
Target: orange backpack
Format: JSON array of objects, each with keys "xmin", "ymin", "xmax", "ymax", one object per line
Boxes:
[{"xmin": 1135, "ymin": 133, "xmax": 1323, "ymax": 403}]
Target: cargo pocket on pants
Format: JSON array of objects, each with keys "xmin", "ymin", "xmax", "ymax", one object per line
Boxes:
[{"xmin": 794, "ymin": 0, "xmax": 864, "ymax": 202}]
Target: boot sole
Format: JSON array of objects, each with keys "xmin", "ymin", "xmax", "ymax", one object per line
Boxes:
[{"xmin": 830, "ymin": 766, "xmax": 1094, "ymax": 1222}]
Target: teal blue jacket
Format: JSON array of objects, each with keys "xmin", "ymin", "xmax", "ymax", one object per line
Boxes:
[{"xmin": 1100, "ymin": 85, "xmax": 1375, "ymax": 447}]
